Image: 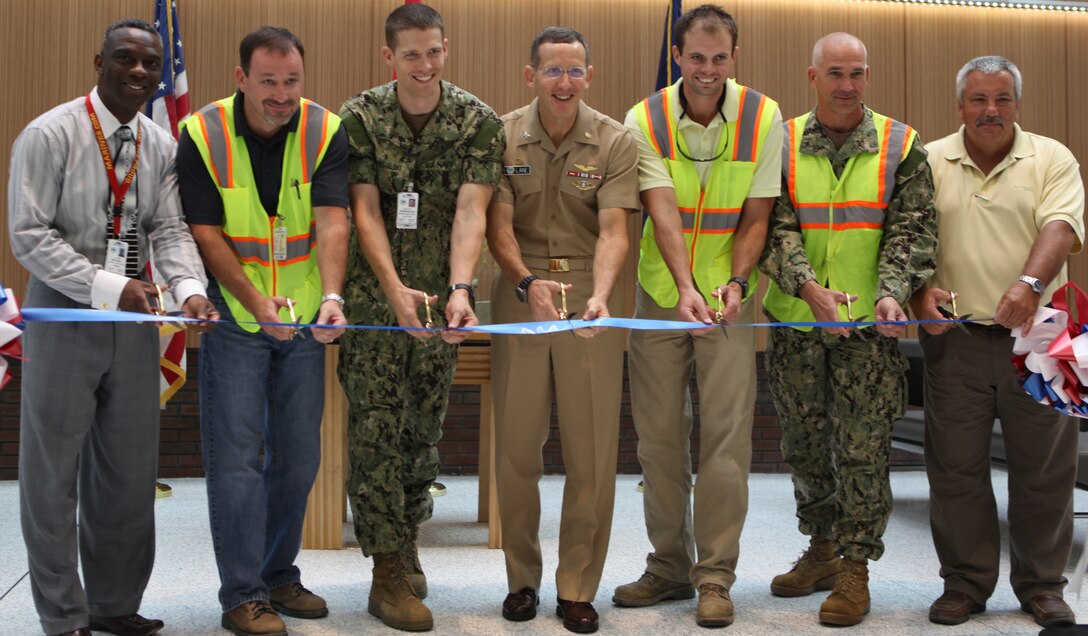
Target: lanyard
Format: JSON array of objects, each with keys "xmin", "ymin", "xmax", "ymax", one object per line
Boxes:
[{"xmin": 85, "ymin": 94, "xmax": 142, "ymax": 237}]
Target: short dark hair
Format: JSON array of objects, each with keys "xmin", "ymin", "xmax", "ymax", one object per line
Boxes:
[
  {"xmin": 101, "ymin": 18, "xmax": 159, "ymax": 56},
  {"xmin": 239, "ymin": 26, "xmax": 304, "ymax": 75},
  {"xmin": 385, "ymin": 3, "xmax": 445, "ymax": 50},
  {"xmin": 674, "ymin": 4, "xmax": 739, "ymax": 52},
  {"xmin": 530, "ymin": 27, "xmax": 589, "ymax": 67}
]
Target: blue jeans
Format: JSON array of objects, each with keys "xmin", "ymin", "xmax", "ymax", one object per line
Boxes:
[{"xmin": 200, "ymin": 286, "xmax": 325, "ymax": 611}]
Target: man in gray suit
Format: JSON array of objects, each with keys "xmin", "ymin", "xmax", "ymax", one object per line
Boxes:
[{"xmin": 8, "ymin": 19, "xmax": 216, "ymax": 636}]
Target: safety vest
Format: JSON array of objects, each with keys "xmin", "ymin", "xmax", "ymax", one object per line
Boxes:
[
  {"xmin": 183, "ymin": 96, "xmax": 339, "ymax": 332},
  {"xmin": 632, "ymin": 79, "xmax": 778, "ymax": 307},
  {"xmin": 762, "ymin": 110, "xmax": 916, "ymax": 331}
]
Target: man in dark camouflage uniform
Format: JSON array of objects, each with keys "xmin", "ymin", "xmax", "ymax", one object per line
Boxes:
[
  {"xmin": 759, "ymin": 33, "xmax": 936, "ymax": 627},
  {"xmin": 337, "ymin": 3, "xmax": 504, "ymax": 631}
]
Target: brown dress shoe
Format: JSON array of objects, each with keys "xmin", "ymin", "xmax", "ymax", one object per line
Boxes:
[
  {"xmin": 502, "ymin": 587, "xmax": 539, "ymax": 621},
  {"xmin": 87, "ymin": 614, "xmax": 164, "ymax": 636},
  {"xmin": 556, "ymin": 599, "xmax": 599, "ymax": 634},
  {"xmin": 51, "ymin": 630, "xmax": 91, "ymax": 636},
  {"xmin": 929, "ymin": 590, "xmax": 985, "ymax": 625},
  {"xmin": 1021, "ymin": 594, "xmax": 1076, "ymax": 627}
]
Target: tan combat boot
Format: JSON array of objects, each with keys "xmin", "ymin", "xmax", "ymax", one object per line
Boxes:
[
  {"xmin": 368, "ymin": 553, "xmax": 434, "ymax": 631},
  {"xmin": 819, "ymin": 558, "xmax": 870, "ymax": 626},
  {"xmin": 696, "ymin": 583, "xmax": 734, "ymax": 627},
  {"xmin": 404, "ymin": 542, "xmax": 428, "ymax": 600},
  {"xmin": 770, "ymin": 536, "xmax": 841, "ymax": 597}
]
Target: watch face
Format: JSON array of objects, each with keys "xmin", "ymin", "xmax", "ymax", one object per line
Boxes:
[
  {"xmin": 515, "ymin": 286, "xmax": 528, "ymax": 302},
  {"xmin": 1032, "ymin": 280, "xmax": 1045, "ymax": 293}
]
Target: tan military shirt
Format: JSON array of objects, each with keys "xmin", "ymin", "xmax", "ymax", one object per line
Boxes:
[{"xmin": 493, "ymin": 100, "xmax": 640, "ymax": 259}]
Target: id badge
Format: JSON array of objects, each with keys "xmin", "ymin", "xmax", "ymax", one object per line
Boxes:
[
  {"xmin": 396, "ymin": 192, "xmax": 419, "ymax": 230},
  {"xmin": 273, "ymin": 221, "xmax": 288, "ymax": 261},
  {"xmin": 105, "ymin": 238, "xmax": 129, "ymax": 275}
]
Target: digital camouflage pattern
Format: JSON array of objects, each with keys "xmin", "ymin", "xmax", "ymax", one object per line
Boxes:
[
  {"xmin": 760, "ymin": 108, "xmax": 933, "ymax": 562},
  {"xmin": 337, "ymin": 80, "xmax": 504, "ymax": 555},
  {"xmin": 759, "ymin": 108, "xmax": 938, "ymax": 305},
  {"xmin": 766, "ymin": 325, "xmax": 908, "ymax": 562}
]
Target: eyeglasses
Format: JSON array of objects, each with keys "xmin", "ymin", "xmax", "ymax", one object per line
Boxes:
[{"xmin": 537, "ymin": 66, "xmax": 587, "ymax": 80}]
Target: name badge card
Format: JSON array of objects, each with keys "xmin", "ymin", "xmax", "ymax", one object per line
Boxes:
[
  {"xmin": 105, "ymin": 239, "xmax": 129, "ymax": 275},
  {"xmin": 273, "ymin": 216, "xmax": 288, "ymax": 261},
  {"xmin": 396, "ymin": 192, "xmax": 419, "ymax": 230}
]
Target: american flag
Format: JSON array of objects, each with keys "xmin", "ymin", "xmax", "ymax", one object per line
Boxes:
[
  {"xmin": 146, "ymin": 0, "xmax": 190, "ymax": 406},
  {"xmin": 147, "ymin": 0, "xmax": 189, "ymax": 138}
]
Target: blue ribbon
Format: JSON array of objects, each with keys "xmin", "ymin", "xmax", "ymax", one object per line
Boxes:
[{"xmin": 19, "ymin": 307, "xmax": 986, "ymax": 334}]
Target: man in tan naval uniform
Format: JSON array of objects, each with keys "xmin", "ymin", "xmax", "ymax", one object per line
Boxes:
[{"xmin": 486, "ymin": 26, "xmax": 639, "ymax": 635}]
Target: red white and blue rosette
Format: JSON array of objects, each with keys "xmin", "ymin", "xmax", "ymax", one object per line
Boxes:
[
  {"xmin": 1011, "ymin": 282, "xmax": 1088, "ymax": 418},
  {"xmin": 0, "ymin": 286, "xmax": 24, "ymax": 392}
]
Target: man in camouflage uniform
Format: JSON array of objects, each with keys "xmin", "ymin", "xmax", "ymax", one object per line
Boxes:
[
  {"xmin": 337, "ymin": 3, "xmax": 504, "ymax": 632},
  {"xmin": 760, "ymin": 33, "xmax": 936, "ymax": 627}
]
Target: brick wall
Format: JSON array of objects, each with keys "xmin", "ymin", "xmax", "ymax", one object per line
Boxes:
[{"xmin": 0, "ymin": 348, "xmax": 922, "ymax": 481}]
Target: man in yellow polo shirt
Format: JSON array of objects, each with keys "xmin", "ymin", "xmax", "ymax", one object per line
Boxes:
[
  {"xmin": 912, "ymin": 55, "xmax": 1084, "ymax": 629},
  {"xmin": 612, "ymin": 4, "xmax": 782, "ymax": 628},
  {"xmin": 760, "ymin": 32, "xmax": 937, "ymax": 627}
]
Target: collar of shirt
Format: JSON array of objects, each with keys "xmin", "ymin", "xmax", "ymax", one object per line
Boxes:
[
  {"xmin": 942, "ymin": 122, "xmax": 1033, "ymax": 175},
  {"xmin": 231, "ymin": 90, "xmax": 300, "ymax": 145},
  {"xmin": 671, "ymin": 77, "xmax": 738, "ymax": 135},
  {"xmin": 89, "ymin": 85, "xmax": 139, "ymax": 138},
  {"xmin": 516, "ymin": 99, "xmax": 600, "ymax": 155},
  {"xmin": 799, "ymin": 105, "xmax": 879, "ymax": 159}
]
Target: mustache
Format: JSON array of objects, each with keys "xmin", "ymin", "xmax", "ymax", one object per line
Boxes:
[{"xmin": 975, "ymin": 116, "xmax": 1004, "ymax": 126}]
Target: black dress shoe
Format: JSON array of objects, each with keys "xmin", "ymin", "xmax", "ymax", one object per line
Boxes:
[
  {"xmin": 88, "ymin": 614, "xmax": 164, "ymax": 636},
  {"xmin": 556, "ymin": 598, "xmax": 599, "ymax": 634},
  {"xmin": 928, "ymin": 590, "xmax": 985, "ymax": 625},
  {"xmin": 502, "ymin": 587, "xmax": 539, "ymax": 621},
  {"xmin": 1021, "ymin": 594, "xmax": 1076, "ymax": 627},
  {"xmin": 51, "ymin": 630, "xmax": 91, "ymax": 636}
]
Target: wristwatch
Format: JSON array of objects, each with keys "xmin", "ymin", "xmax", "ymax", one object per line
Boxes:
[
  {"xmin": 320, "ymin": 292, "xmax": 345, "ymax": 308},
  {"xmin": 448, "ymin": 283, "xmax": 475, "ymax": 305},
  {"xmin": 515, "ymin": 275, "xmax": 539, "ymax": 303},
  {"xmin": 1017, "ymin": 274, "xmax": 1045, "ymax": 294},
  {"xmin": 728, "ymin": 276, "xmax": 749, "ymax": 300}
]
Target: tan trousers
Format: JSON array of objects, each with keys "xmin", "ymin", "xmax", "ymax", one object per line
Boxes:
[
  {"xmin": 628, "ymin": 285, "xmax": 756, "ymax": 589},
  {"xmin": 922, "ymin": 325, "xmax": 1077, "ymax": 602},
  {"xmin": 491, "ymin": 268, "xmax": 624, "ymax": 602}
]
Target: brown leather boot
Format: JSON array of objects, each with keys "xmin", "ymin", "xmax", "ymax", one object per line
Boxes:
[
  {"xmin": 771, "ymin": 536, "xmax": 841, "ymax": 597},
  {"xmin": 403, "ymin": 542, "xmax": 428, "ymax": 600},
  {"xmin": 368, "ymin": 553, "xmax": 434, "ymax": 631},
  {"xmin": 819, "ymin": 558, "xmax": 870, "ymax": 626}
]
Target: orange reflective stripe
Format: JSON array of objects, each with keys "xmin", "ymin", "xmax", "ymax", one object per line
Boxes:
[
  {"xmin": 786, "ymin": 119, "xmax": 799, "ymax": 206},
  {"xmin": 643, "ymin": 89, "xmax": 675, "ymax": 160},
  {"xmin": 194, "ymin": 113, "xmax": 222, "ymax": 187},
  {"xmin": 876, "ymin": 118, "xmax": 892, "ymax": 204},
  {"xmin": 298, "ymin": 100, "xmax": 310, "ymax": 184}
]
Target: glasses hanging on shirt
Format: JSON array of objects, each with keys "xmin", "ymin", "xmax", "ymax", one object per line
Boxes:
[{"xmin": 676, "ymin": 87, "xmax": 729, "ymax": 162}]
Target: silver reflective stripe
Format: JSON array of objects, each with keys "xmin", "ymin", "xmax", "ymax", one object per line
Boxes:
[
  {"xmin": 645, "ymin": 90, "xmax": 673, "ymax": 160},
  {"xmin": 733, "ymin": 87, "xmax": 766, "ymax": 162},
  {"xmin": 223, "ymin": 225, "xmax": 316, "ymax": 263},
  {"xmin": 197, "ymin": 103, "xmax": 230, "ymax": 188},
  {"xmin": 223, "ymin": 236, "xmax": 267, "ymax": 262},
  {"xmin": 680, "ymin": 210, "xmax": 696, "ymax": 231},
  {"xmin": 700, "ymin": 212, "xmax": 741, "ymax": 232},
  {"xmin": 797, "ymin": 206, "xmax": 884, "ymax": 227},
  {"xmin": 301, "ymin": 100, "xmax": 328, "ymax": 184},
  {"xmin": 781, "ymin": 120, "xmax": 793, "ymax": 180},
  {"xmin": 881, "ymin": 120, "xmax": 910, "ymax": 203}
]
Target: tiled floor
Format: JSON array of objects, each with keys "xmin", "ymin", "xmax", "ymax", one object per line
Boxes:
[{"xmin": 2, "ymin": 471, "xmax": 1087, "ymax": 635}]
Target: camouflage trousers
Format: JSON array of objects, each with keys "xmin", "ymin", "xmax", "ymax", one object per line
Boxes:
[
  {"xmin": 766, "ymin": 325, "xmax": 907, "ymax": 562},
  {"xmin": 339, "ymin": 328, "xmax": 459, "ymax": 556}
]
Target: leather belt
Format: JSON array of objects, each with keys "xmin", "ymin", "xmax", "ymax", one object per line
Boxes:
[{"xmin": 522, "ymin": 255, "xmax": 593, "ymax": 273}]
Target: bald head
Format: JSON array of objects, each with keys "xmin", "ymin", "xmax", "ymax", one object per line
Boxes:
[{"xmin": 812, "ymin": 32, "xmax": 867, "ymax": 69}]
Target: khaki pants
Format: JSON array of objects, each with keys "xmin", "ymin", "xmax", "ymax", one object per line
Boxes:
[
  {"xmin": 491, "ymin": 268, "xmax": 624, "ymax": 602},
  {"xmin": 628, "ymin": 285, "xmax": 756, "ymax": 589}
]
